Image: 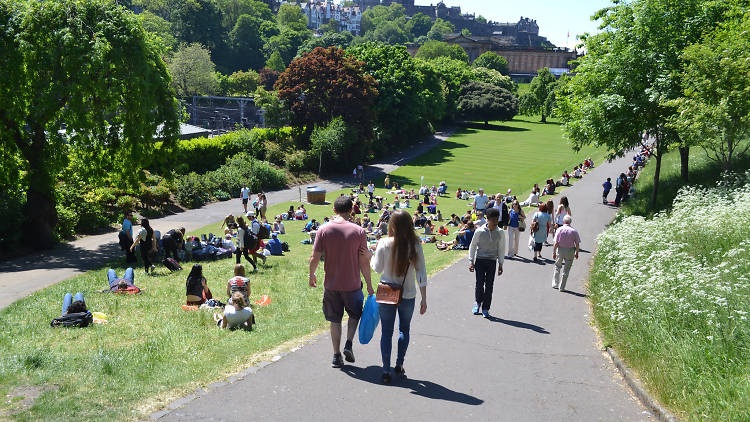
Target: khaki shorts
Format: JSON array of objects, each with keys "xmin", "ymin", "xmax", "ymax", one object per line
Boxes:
[{"xmin": 323, "ymin": 288, "xmax": 364, "ymax": 323}]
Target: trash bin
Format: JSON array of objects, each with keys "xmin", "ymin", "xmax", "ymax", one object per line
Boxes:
[{"xmin": 306, "ymin": 186, "xmax": 326, "ymax": 204}]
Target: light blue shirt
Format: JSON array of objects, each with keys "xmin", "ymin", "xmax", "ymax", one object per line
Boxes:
[
  {"xmin": 532, "ymin": 212, "xmax": 551, "ymax": 243},
  {"xmin": 122, "ymin": 218, "xmax": 132, "ymax": 239}
]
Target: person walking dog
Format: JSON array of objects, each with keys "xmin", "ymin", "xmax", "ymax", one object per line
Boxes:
[
  {"xmin": 309, "ymin": 196, "xmax": 374, "ymax": 368},
  {"xmin": 551, "ymin": 215, "xmax": 581, "ymax": 292},
  {"xmin": 468, "ymin": 207, "xmax": 506, "ymax": 318}
]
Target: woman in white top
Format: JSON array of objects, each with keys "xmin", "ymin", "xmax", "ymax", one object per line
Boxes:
[
  {"xmin": 370, "ymin": 210, "xmax": 428, "ymax": 384},
  {"xmin": 554, "ymin": 196, "xmax": 572, "ymax": 230},
  {"xmin": 214, "ymin": 292, "xmax": 254, "ymax": 330}
]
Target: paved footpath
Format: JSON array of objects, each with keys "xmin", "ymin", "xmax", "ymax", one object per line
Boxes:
[
  {"xmin": 0, "ymin": 130, "xmax": 452, "ymax": 311},
  {"xmin": 156, "ymin": 154, "xmax": 652, "ymax": 422}
]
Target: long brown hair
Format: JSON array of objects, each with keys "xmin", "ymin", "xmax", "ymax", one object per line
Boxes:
[{"xmin": 388, "ymin": 210, "xmax": 420, "ymax": 277}]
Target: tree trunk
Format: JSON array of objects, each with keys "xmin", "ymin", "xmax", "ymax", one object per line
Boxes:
[
  {"xmin": 540, "ymin": 111, "xmax": 547, "ymax": 123},
  {"xmin": 484, "ymin": 120, "xmax": 489, "ymax": 127},
  {"xmin": 679, "ymin": 146, "xmax": 689, "ymax": 182},
  {"xmin": 649, "ymin": 137, "xmax": 662, "ymax": 211},
  {"xmin": 24, "ymin": 131, "xmax": 57, "ymax": 249}
]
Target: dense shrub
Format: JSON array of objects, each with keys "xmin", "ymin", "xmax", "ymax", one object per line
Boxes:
[
  {"xmin": 0, "ymin": 191, "xmax": 26, "ymax": 253},
  {"xmin": 263, "ymin": 141, "xmax": 286, "ymax": 166},
  {"xmin": 174, "ymin": 172, "xmax": 211, "ymax": 209},
  {"xmin": 139, "ymin": 183, "xmax": 171, "ymax": 210},
  {"xmin": 78, "ymin": 187, "xmax": 118, "ymax": 232},
  {"xmin": 115, "ymin": 195, "xmax": 139, "ymax": 213},
  {"xmin": 214, "ymin": 190, "xmax": 231, "ymax": 201},
  {"xmin": 150, "ymin": 127, "xmax": 295, "ymax": 174},
  {"xmin": 55, "ymin": 204, "xmax": 78, "ymax": 239},
  {"xmin": 284, "ymin": 150, "xmax": 308, "ymax": 174}
]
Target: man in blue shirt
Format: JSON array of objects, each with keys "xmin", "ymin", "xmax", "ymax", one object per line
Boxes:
[
  {"xmin": 266, "ymin": 233, "xmax": 283, "ymax": 256},
  {"xmin": 119, "ymin": 211, "xmax": 137, "ymax": 263},
  {"xmin": 602, "ymin": 178, "xmax": 613, "ymax": 204}
]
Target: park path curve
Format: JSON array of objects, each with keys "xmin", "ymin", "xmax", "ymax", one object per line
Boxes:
[
  {"xmin": 155, "ymin": 154, "xmax": 652, "ymax": 422},
  {"xmin": 0, "ymin": 130, "xmax": 452, "ymax": 311}
]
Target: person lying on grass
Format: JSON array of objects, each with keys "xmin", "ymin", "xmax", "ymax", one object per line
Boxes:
[
  {"xmin": 214, "ymin": 292, "xmax": 254, "ymax": 330},
  {"xmin": 186, "ymin": 264, "xmax": 213, "ymax": 306},
  {"xmin": 436, "ymin": 221, "xmax": 475, "ymax": 251},
  {"xmin": 104, "ymin": 268, "xmax": 141, "ymax": 294}
]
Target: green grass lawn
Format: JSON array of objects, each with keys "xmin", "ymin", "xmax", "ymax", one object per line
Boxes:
[{"xmin": 0, "ymin": 116, "xmax": 604, "ymax": 421}]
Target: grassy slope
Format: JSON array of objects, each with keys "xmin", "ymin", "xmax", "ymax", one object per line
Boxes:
[
  {"xmin": 0, "ymin": 116, "xmax": 604, "ymax": 421},
  {"xmin": 591, "ymin": 148, "xmax": 750, "ymax": 421}
]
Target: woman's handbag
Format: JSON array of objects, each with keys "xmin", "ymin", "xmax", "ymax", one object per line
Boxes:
[
  {"xmin": 375, "ymin": 267, "xmax": 409, "ymax": 305},
  {"xmin": 518, "ymin": 217, "xmax": 526, "ymax": 232}
]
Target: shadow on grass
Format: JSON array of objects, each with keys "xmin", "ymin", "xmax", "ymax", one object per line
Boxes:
[
  {"xmin": 341, "ymin": 365, "xmax": 484, "ymax": 405},
  {"xmin": 405, "ymin": 139, "xmax": 470, "ymax": 168},
  {"xmin": 460, "ymin": 122, "xmax": 531, "ymax": 132}
]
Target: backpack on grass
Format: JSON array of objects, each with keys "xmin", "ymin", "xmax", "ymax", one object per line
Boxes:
[
  {"xmin": 163, "ymin": 257, "xmax": 182, "ymax": 272},
  {"xmin": 51, "ymin": 311, "xmax": 93, "ymax": 328}
]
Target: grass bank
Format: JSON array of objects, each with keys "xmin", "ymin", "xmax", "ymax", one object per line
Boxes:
[
  {"xmin": 590, "ymin": 152, "xmax": 750, "ymax": 420},
  {"xmin": 0, "ymin": 116, "xmax": 602, "ymax": 421}
]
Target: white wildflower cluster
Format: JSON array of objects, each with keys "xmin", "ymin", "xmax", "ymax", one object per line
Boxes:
[{"xmin": 592, "ymin": 181, "xmax": 750, "ymax": 342}]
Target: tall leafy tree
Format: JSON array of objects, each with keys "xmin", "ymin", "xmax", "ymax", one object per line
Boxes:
[
  {"xmin": 0, "ymin": 0, "xmax": 178, "ymax": 249},
  {"xmin": 406, "ymin": 12, "xmax": 432, "ymax": 38},
  {"xmin": 276, "ymin": 3, "xmax": 307, "ymax": 30},
  {"xmin": 669, "ymin": 14, "xmax": 750, "ymax": 170},
  {"xmin": 425, "ymin": 57, "xmax": 475, "ymax": 118},
  {"xmin": 297, "ymin": 31, "xmax": 353, "ymax": 57},
  {"xmin": 457, "ymin": 81, "xmax": 518, "ymax": 126},
  {"xmin": 168, "ymin": 43, "xmax": 219, "ymax": 97},
  {"xmin": 217, "ymin": 0, "xmax": 274, "ymax": 30},
  {"xmin": 471, "ymin": 67, "xmax": 516, "ymax": 94},
  {"xmin": 229, "ymin": 14, "xmax": 267, "ymax": 71},
  {"xmin": 348, "ymin": 43, "xmax": 427, "ymax": 143},
  {"xmin": 265, "ymin": 50, "xmax": 286, "ymax": 72},
  {"xmin": 172, "ymin": 0, "xmax": 226, "ymax": 57},
  {"xmin": 275, "ymin": 47, "xmax": 378, "ymax": 142},
  {"xmin": 556, "ymin": 0, "xmax": 733, "ymax": 207},
  {"xmin": 472, "ymin": 51, "xmax": 509, "ymax": 75},
  {"xmin": 361, "ymin": 3, "xmax": 407, "ymax": 35},
  {"xmin": 427, "ymin": 17, "xmax": 454, "ymax": 41},
  {"xmin": 415, "ymin": 40, "xmax": 469, "ymax": 63},
  {"xmin": 519, "ymin": 68, "xmax": 557, "ymax": 123}
]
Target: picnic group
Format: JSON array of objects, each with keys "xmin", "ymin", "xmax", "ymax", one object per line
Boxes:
[{"xmin": 54, "ymin": 151, "xmax": 649, "ymax": 383}]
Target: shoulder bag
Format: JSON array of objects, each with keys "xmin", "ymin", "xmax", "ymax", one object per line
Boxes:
[{"xmin": 375, "ymin": 265, "xmax": 409, "ymax": 305}]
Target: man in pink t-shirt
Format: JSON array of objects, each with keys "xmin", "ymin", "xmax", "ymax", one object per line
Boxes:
[
  {"xmin": 551, "ymin": 215, "xmax": 581, "ymax": 292},
  {"xmin": 310, "ymin": 196, "xmax": 374, "ymax": 368}
]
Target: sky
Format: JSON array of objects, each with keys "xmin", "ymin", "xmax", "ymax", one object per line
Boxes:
[{"xmin": 415, "ymin": 0, "xmax": 613, "ymax": 49}]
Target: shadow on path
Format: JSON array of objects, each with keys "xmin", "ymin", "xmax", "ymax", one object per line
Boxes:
[
  {"xmin": 486, "ymin": 316, "xmax": 550, "ymax": 334},
  {"xmin": 341, "ymin": 365, "xmax": 484, "ymax": 405},
  {"xmin": 561, "ymin": 290, "xmax": 588, "ymax": 298},
  {"xmin": 0, "ymin": 242, "xmax": 122, "ymax": 273},
  {"xmin": 460, "ymin": 122, "xmax": 531, "ymax": 132}
]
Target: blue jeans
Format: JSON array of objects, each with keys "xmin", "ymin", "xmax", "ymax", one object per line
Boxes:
[
  {"xmin": 379, "ymin": 298, "xmax": 415, "ymax": 372},
  {"xmin": 107, "ymin": 268, "xmax": 134, "ymax": 287},
  {"xmin": 62, "ymin": 292, "xmax": 85, "ymax": 316}
]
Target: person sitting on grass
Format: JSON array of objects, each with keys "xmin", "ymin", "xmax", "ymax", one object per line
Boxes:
[
  {"xmin": 273, "ymin": 217, "xmax": 286, "ymax": 235},
  {"xmin": 438, "ymin": 225, "xmax": 449, "ymax": 236},
  {"xmin": 403, "ymin": 198, "xmax": 410, "ymax": 208},
  {"xmin": 436, "ymin": 210, "xmax": 443, "ymax": 222},
  {"xmin": 227, "ymin": 264, "xmax": 250, "ymax": 306},
  {"xmin": 295, "ymin": 205, "xmax": 307, "ymax": 219},
  {"xmin": 285, "ymin": 206, "xmax": 294, "ymax": 220},
  {"xmin": 304, "ymin": 219, "xmax": 320, "ymax": 232},
  {"xmin": 521, "ymin": 187, "xmax": 541, "ymax": 207},
  {"xmin": 423, "ymin": 219, "xmax": 434, "ymax": 235},
  {"xmin": 186, "ymin": 264, "xmax": 212, "ymax": 306},
  {"xmin": 265, "ymin": 233, "xmax": 283, "ymax": 256},
  {"xmin": 220, "ymin": 214, "xmax": 238, "ymax": 232},
  {"xmin": 106, "ymin": 268, "xmax": 141, "ymax": 294},
  {"xmin": 362, "ymin": 215, "xmax": 373, "ymax": 232},
  {"xmin": 436, "ymin": 221, "xmax": 475, "ymax": 251},
  {"xmin": 214, "ymin": 292, "xmax": 254, "ymax": 330},
  {"xmin": 463, "ymin": 209, "xmax": 474, "ymax": 222},
  {"xmin": 447, "ymin": 213, "xmax": 460, "ymax": 226}
]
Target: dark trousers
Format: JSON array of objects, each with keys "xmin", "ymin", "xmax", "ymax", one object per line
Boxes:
[
  {"xmin": 163, "ymin": 237, "xmax": 178, "ymax": 261},
  {"xmin": 474, "ymin": 258, "xmax": 496, "ymax": 312},
  {"xmin": 614, "ymin": 188, "xmax": 624, "ymax": 206},
  {"xmin": 140, "ymin": 243, "xmax": 152, "ymax": 272},
  {"xmin": 235, "ymin": 247, "xmax": 256, "ymax": 269}
]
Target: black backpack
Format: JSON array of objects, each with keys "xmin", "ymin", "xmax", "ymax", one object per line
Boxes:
[
  {"xmin": 51, "ymin": 311, "xmax": 93, "ymax": 328},
  {"xmin": 243, "ymin": 229, "xmax": 258, "ymax": 250},
  {"xmin": 257, "ymin": 223, "xmax": 270, "ymax": 240},
  {"xmin": 281, "ymin": 241, "xmax": 290, "ymax": 252}
]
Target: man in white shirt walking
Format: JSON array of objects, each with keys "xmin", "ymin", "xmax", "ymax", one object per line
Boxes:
[
  {"xmin": 468, "ymin": 207, "xmax": 506, "ymax": 318},
  {"xmin": 240, "ymin": 185, "xmax": 250, "ymax": 213},
  {"xmin": 473, "ymin": 188, "xmax": 489, "ymax": 214}
]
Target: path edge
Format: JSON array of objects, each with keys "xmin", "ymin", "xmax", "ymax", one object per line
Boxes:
[{"xmin": 604, "ymin": 346, "xmax": 679, "ymax": 422}]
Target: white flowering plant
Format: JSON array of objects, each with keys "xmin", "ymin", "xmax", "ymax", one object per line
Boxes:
[{"xmin": 590, "ymin": 171, "xmax": 750, "ymax": 421}]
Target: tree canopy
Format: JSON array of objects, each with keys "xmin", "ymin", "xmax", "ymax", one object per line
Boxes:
[
  {"xmin": 169, "ymin": 43, "xmax": 219, "ymax": 97},
  {"xmin": 406, "ymin": 12, "xmax": 432, "ymax": 38},
  {"xmin": 276, "ymin": 47, "xmax": 378, "ymax": 142},
  {"xmin": 427, "ymin": 18, "xmax": 454, "ymax": 41},
  {"xmin": 457, "ymin": 81, "xmax": 519, "ymax": 126},
  {"xmin": 472, "ymin": 51, "xmax": 509, "ymax": 75},
  {"xmin": 520, "ymin": 68, "xmax": 557, "ymax": 123},
  {"xmin": 0, "ymin": 0, "xmax": 179, "ymax": 248},
  {"xmin": 414, "ymin": 40, "xmax": 469, "ymax": 63}
]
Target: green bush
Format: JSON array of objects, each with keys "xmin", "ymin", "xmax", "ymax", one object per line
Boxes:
[
  {"xmin": 55, "ymin": 204, "xmax": 78, "ymax": 239},
  {"xmin": 0, "ymin": 191, "xmax": 26, "ymax": 254},
  {"xmin": 213, "ymin": 190, "xmax": 231, "ymax": 201},
  {"xmin": 115, "ymin": 195, "xmax": 139, "ymax": 213},
  {"xmin": 263, "ymin": 141, "xmax": 286, "ymax": 166},
  {"xmin": 174, "ymin": 172, "xmax": 211, "ymax": 209},
  {"xmin": 150, "ymin": 127, "xmax": 295, "ymax": 175},
  {"xmin": 77, "ymin": 187, "xmax": 117, "ymax": 232},
  {"xmin": 139, "ymin": 184, "xmax": 171, "ymax": 209},
  {"xmin": 284, "ymin": 150, "xmax": 308, "ymax": 174}
]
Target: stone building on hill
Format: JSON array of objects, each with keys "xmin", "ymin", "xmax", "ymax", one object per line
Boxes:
[{"xmin": 300, "ymin": 1, "xmax": 363, "ymax": 35}]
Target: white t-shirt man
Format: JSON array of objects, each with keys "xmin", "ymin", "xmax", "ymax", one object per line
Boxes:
[
  {"xmin": 241, "ymin": 186, "xmax": 250, "ymax": 199},
  {"xmin": 223, "ymin": 304, "xmax": 253, "ymax": 329},
  {"xmin": 368, "ymin": 183, "xmax": 374, "ymax": 194},
  {"xmin": 474, "ymin": 193, "xmax": 489, "ymax": 210}
]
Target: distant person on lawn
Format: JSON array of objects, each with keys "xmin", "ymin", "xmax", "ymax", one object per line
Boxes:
[
  {"xmin": 468, "ymin": 207, "xmax": 505, "ymax": 318},
  {"xmin": 370, "ymin": 210, "xmax": 428, "ymax": 383},
  {"xmin": 119, "ymin": 211, "xmax": 137, "ymax": 263},
  {"xmin": 552, "ymin": 215, "xmax": 581, "ymax": 292},
  {"xmin": 130, "ymin": 218, "xmax": 157, "ymax": 275},
  {"xmin": 309, "ymin": 196, "xmax": 374, "ymax": 369}
]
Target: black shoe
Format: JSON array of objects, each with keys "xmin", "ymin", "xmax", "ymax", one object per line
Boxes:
[
  {"xmin": 382, "ymin": 372, "xmax": 392, "ymax": 384},
  {"xmin": 394, "ymin": 365, "xmax": 406, "ymax": 378},
  {"xmin": 332, "ymin": 353, "xmax": 344, "ymax": 368},
  {"xmin": 343, "ymin": 345, "xmax": 355, "ymax": 363}
]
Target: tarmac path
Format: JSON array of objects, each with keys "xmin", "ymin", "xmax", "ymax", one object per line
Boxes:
[{"xmin": 155, "ymin": 153, "xmax": 652, "ymax": 422}]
